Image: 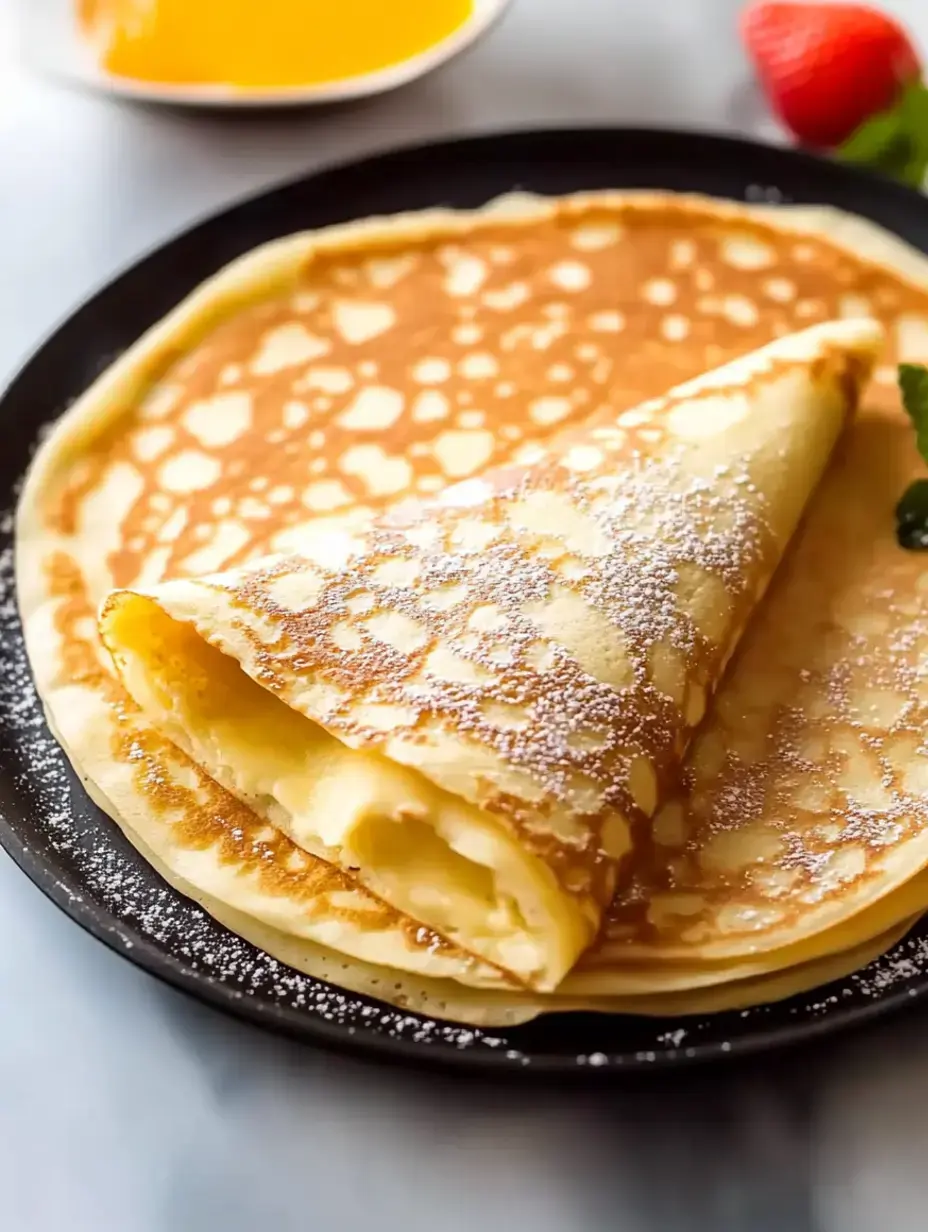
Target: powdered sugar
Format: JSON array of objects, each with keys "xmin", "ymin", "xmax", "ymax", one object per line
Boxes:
[
  {"xmin": 0, "ymin": 505, "xmax": 521, "ymax": 1055},
  {"xmin": 3, "ymin": 470, "xmax": 927, "ymax": 1068}
]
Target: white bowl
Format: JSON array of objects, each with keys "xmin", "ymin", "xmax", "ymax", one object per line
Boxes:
[{"xmin": 20, "ymin": 0, "xmax": 512, "ymax": 108}]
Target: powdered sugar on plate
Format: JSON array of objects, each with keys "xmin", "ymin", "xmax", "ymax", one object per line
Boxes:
[{"xmin": 2, "ymin": 467, "xmax": 927, "ymax": 1070}]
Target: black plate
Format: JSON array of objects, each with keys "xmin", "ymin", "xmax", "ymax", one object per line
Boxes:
[{"xmin": 4, "ymin": 127, "xmax": 928, "ymax": 1074}]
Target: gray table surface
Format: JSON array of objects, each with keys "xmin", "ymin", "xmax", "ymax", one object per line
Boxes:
[{"xmin": 3, "ymin": 2, "xmax": 928, "ymax": 1229}]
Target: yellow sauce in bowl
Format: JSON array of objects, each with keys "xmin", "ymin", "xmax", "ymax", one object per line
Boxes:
[{"xmin": 77, "ymin": 0, "xmax": 476, "ymax": 90}]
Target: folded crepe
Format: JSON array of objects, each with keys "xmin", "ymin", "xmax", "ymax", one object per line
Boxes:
[
  {"xmin": 99, "ymin": 319, "xmax": 882, "ymax": 992},
  {"xmin": 21, "ymin": 187, "xmax": 927, "ymax": 1026}
]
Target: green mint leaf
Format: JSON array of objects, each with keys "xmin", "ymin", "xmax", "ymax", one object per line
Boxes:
[
  {"xmin": 837, "ymin": 82, "xmax": 928, "ymax": 190},
  {"xmin": 897, "ymin": 365, "xmax": 928, "ymax": 550},
  {"xmin": 896, "ymin": 479, "xmax": 928, "ymax": 549},
  {"xmin": 839, "ymin": 108, "xmax": 906, "ymax": 164},
  {"xmin": 899, "ymin": 362, "xmax": 928, "ymax": 465}
]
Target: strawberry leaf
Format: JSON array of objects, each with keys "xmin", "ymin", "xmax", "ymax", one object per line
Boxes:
[
  {"xmin": 838, "ymin": 82, "xmax": 928, "ymax": 189},
  {"xmin": 896, "ymin": 364, "xmax": 928, "ymax": 549},
  {"xmin": 899, "ymin": 362, "xmax": 928, "ymax": 464},
  {"xmin": 896, "ymin": 480, "xmax": 928, "ymax": 549}
]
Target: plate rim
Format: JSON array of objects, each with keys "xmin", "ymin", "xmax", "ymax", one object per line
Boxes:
[
  {"xmin": 4, "ymin": 800, "xmax": 926, "ymax": 1077},
  {"xmin": 5, "ymin": 125, "xmax": 928, "ymax": 1075},
  {"xmin": 6, "ymin": 121, "xmax": 927, "ymax": 388}
]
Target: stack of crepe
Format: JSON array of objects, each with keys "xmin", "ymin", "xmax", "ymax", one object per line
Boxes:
[{"xmin": 18, "ymin": 191, "xmax": 928, "ymax": 1026}]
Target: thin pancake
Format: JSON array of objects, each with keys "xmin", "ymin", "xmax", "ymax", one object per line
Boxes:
[
  {"xmin": 17, "ymin": 191, "xmax": 928, "ymax": 1023},
  {"xmin": 77, "ymin": 718, "xmax": 915, "ymax": 1027},
  {"xmin": 99, "ymin": 321, "xmax": 879, "ymax": 991},
  {"xmin": 577, "ymin": 213, "xmax": 928, "ymax": 975},
  {"xmin": 568, "ymin": 919, "xmax": 917, "ymax": 1017}
]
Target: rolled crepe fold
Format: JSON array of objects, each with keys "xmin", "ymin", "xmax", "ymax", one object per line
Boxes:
[{"xmin": 100, "ymin": 320, "xmax": 882, "ymax": 991}]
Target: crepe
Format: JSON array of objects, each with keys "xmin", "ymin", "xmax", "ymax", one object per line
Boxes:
[
  {"xmin": 17, "ymin": 189, "xmax": 928, "ymax": 1024},
  {"xmin": 572, "ymin": 212, "xmax": 928, "ymax": 984},
  {"xmin": 99, "ymin": 320, "xmax": 879, "ymax": 992}
]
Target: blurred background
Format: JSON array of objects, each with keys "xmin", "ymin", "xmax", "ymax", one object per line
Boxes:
[{"xmin": 1, "ymin": 0, "xmax": 770, "ymax": 371}]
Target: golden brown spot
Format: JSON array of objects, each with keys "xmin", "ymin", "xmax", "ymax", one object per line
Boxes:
[
  {"xmin": 660, "ymin": 314, "xmax": 690, "ymax": 342},
  {"xmin": 652, "ymin": 802, "xmax": 686, "ymax": 848},
  {"xmin": 298, "ymin": 366, "xmax": 354, "ymax": 394},
  {"xmin": 669, "ymin": 238, "xmax": 696, "ymax": 268},
  {"xmin": 251, "ymin": 322, "xmax": 330, "ymax": 374},
  {"xmin": 548, "ymin": 260, "xmax": 592, "ymax": 293},
  {"xmin": 330, "ymin": 620, "xmax": 365, "ymax": 651},
  {"xmin": 529, "ymin": 396, "xmax": 572, "ymax": 427},
  {"xmin": 337, "ymin": 386, "xmax": 405, "ymax": 431},
  {"xmin": 600, "ymin": 814, "xmax": 631, "ymax": 860},
  {"xmin": 411, "ymin": 390, "xmax": 450, "ymax": 422},
  {"xmin": 642, "ymin": 277, "xmax": 677, "ymax": 307},
  {"xmin": 423, "ymin": 646, "xmax": 494, "ymax": 685},
  {"xmin": 363, "ymin": 253, "xmax": 417, "ymax": 289},
  {"xmin": 452, "ymin": 323, "xmax": 483, "ymax": 345},
  {"xmin": 719, "ymin": 234, "xmax": 775, "ymax": 270},
  {"xmin": 139, "ymin": 384, "xmax": 181, "ymax": 421},
  {"xmin": 458, "ymin": 353, "xmax": 499, "ymax": 381},
  {"xmin": 419, "ymin": 582, "xmax": 469, "ymax": 612},
  {"xmin": 483, "ymin": 283, "xmax": 530, "ymax": 312},
  {"xmin": 183, "ymin": 392, "xmax": 253, "ymax": 447},
  {"xmin": 332, "ymin": 300, "xmax": 396, "ymax": 344},
  {"xmin": 411, "ymin": 357, "xmax": 451, "ymax": 384},
  {"xmin": 588, "ymin": 310, "xmax": 625, "ymax": 334},
  {"xmin": 562, "ymin": 444, "xmax": 603, "ymax": 472},
  {"xmin": 132, "ymin": 425, "xmax": 175, "ymax": 463},
  {"xmin": 302, "ymin": 480, "xmax": 352, "ymax": 512},
  {"xmin": 721, "ymin": 294, "xmax": 759, "ymax": 328},
  {"xmin": 441, "ymin": 251, "xmax": 488, "ymax": 297},
  {"xmin": 432, "ymin": 429, "xmax": 494, "ymax": 478},
  {"xmin": 159, "ymin": 450, "xmax": 221, "ymax": 493},
  {"xmin": 570, "ymin": 221, "xmax": 623, "ymax": 251},
  {"xmin": 762, "ymin": 276, "xmax": 797, "ymax": 303},
  {"xmin": 896, "ymin": 313, "xmax": 928, "ymax": 361},
  {"xmin": 340, "ymin": 444, "xmax": 412, "ymax": 496}
]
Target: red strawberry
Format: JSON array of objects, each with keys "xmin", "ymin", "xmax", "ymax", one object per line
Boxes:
[{"xmin": 741, "ymin": 2, "xmax": 922, "ymax": 149}]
